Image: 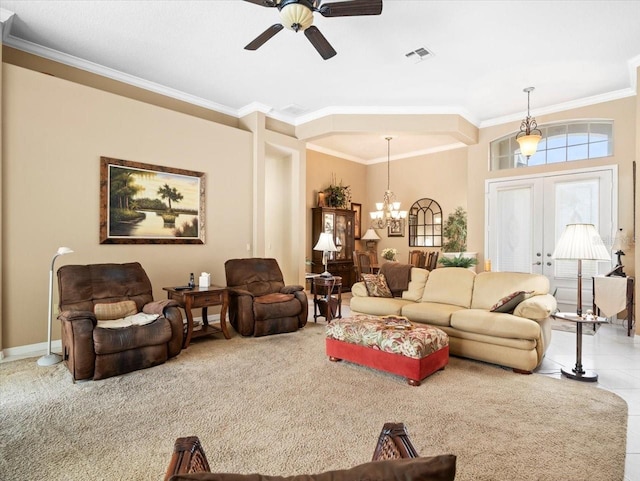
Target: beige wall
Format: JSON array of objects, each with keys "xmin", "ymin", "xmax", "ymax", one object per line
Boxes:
[{"xmin": 2, "ymin": 64, "xmax": 253, "ymax": 348}]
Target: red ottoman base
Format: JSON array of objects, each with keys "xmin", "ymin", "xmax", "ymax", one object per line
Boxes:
[{"xmin": 326, "ymin": 338, "xmax": 449, "ymax": 386}]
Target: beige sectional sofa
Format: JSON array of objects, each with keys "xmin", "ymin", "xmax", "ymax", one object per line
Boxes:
[{"xmin": 350, "ymin": 267, "xmax": 557, "ymax": 373}]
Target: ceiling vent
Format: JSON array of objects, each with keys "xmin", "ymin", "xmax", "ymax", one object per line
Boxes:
[
  {"xmin": 405, "ymin": 47, "xmax": 434, "ymax": 63},
  {"xmin": 280, "ymin": 104, "xmax": 308, "ymax": 116}
]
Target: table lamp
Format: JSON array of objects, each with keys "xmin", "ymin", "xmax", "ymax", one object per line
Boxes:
[
  {"xmin": 552, "ymin": 224, "xmax": 610, "ymax": 317},
  {"xmin": 38, "ymin": 246, "xmax": 74, "ymax": 366},
  {"xmin": 313, "ymin": 232, "xmax": 337, "ymax": 277},
  {"xmin": 361, "ymin": 228, "xmax": 380, "ymax": 250}
]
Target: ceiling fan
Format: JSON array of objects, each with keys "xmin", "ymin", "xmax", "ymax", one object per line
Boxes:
[{"xmin": 243, "ymin": 0, "xmax": 383, "ymax": 60}]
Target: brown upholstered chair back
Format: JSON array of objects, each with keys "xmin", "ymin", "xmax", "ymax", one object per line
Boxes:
[
  {"xmin": 224, "ymin": 258, "xmax": 285, "ymax": 296},
  {"xmin": 58, "ymin": 262, "xmax": 153, "ymax": 313}
]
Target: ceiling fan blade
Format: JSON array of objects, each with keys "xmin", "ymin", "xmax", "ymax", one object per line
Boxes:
[
  {"xmin": 245, "ymin": 24, "xmax": 284, "ymax": 50},
  {"xmin": 304, "ymin": 26, "xmax": 337, "ymax": 60},
  {"xmin": 318, "ymin": 0, "xmax": 382, "ymax": 17},
  {"xmin": 242, "ymin": 0, "xmax": 278, "ymax": 7}
]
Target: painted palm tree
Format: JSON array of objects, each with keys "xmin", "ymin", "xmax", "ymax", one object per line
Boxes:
[{"xmin": 157, "ymin": 183, "xmax": 184, "ymax": 212}]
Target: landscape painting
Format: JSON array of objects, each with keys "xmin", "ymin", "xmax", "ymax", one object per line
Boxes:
[{"xmin": 100, "ymin": 157, "xmax": 205, "ymax": 244}]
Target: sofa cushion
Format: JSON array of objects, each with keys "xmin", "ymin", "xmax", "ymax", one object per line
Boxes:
[
  {"xmin": 94, "ymin": 300, "xmax": 138, "ymax": 320},
  {"xmin": 401, "ymin": 302, "xmax": 465, "ymax": 327},
  {"xmin": 402, "ymin": 268, "xmax": 430, "ymax": 302},
  {"xmin": 513, "ymin": 294, "xmax": 557, "ymax": 320},
  {"xmin": 362, "ymin": 273, "xmax": 393, "ymax": 298},
  {"xmin": 450, "ymin": 309, "xmax": 542, "ymax": 340},
  {"xmin": 490, "ymin": 291, "xmax": 533, "ymax": 313},
  {"xmin": 168, "ymin": 456, "xmax": 457, "ymax": 481},
  {"xmin": 350, "ymin": 296, "xmax": 413, "ymax": 316},
  {"xmin": 470, "ymin": 272, "xmax": 549, "ymax": 310},
  {"xmin": 421, "ymin": 267, "xmax": 475, "ymax": 308},
  {"xmin": 96, "ymin": 312, "xmax": 159, "ymax": 329},
  {"xmin": 93, "ymin": 318, "xmax": 172, "ymax": 354}
]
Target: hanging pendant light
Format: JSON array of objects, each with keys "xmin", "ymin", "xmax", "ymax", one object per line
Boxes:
[
  {"xmin": 369, "ymin": 137, "xmax": 407, "ymax": 229},
  {"xmin": 516, "ymin": 87, "xmax": 542, "ymax": 159}
]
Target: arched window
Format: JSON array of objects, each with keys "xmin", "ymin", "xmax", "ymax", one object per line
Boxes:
[
  {"xmin": 408, "ymin": 198, "xmax": 442, "ymax": 247},
  {"xmin": 490, "ymin": 120, "xmax": 613, "ymax": 171}
]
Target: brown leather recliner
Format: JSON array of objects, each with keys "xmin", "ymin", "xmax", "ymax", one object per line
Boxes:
[
  {"xmin": 224, "ymin": 258, "xmax": 308, "ymax": 337},
  {"xmin": 57, "ymin": 262, "xmax": 183, "ymax": 381}
]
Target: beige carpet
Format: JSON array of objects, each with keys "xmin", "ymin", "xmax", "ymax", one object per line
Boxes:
[{"xmin": 0, "ymin": 322, "xmax": 628, "ymax": 481}]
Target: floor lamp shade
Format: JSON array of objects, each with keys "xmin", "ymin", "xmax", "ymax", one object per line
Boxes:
[
  {"xmin": 313, "ymin": 232, "xmax": 337, "ymax": 277},
  {"xmin": 552, "ymin": 224, "xmax": 610, "ymax": 316},
  {"xmin": 37, "ymin": 247, "xmax": 74, "ymax": 367}
]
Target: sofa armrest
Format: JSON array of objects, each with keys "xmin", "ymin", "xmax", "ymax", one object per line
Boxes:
[
  {"xmin": 58, "ymin": 310, "xmax": 97, "ymax": 326},
  {"xmin": 281, "ymin": 285, "xmax": 304, "ymax": 294},
  {"xmin": 513, "ymin": 294, "xmax": 557, "ymax": 320},
  {"xmin": 351, "ymin": 281, "xmax": 369, "ymax": 297},
  {"xmin": 143, "ymin": 299, "xmax": 179, "ymax": 315}
]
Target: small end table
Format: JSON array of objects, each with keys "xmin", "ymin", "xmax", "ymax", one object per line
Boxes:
[
  {"xmin": 163, "ymin": 286, "xmax": 230, "ymax": 348},
  {"xmin": 552, "ymin": 311, "xmax": 607, "ymax": 382},
  {"xmin": 312, "ymin": 276, "xmax": 342, "ymax": 322}
]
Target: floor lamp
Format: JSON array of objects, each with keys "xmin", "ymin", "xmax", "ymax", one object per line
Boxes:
[
  {"xmin": 552, "ymin": 223, "xmax": 610, "ymax": 317},
  {"xmin": 37, "ymin": 246, "xmax": 74, "ymax": 367},
  {"xmin": 313, "ymin": 232, "xmax": 337, "ymax": 277},
  {"xmin": 552, "ymin": 224, "xmax": 610, "ymax": 382}
]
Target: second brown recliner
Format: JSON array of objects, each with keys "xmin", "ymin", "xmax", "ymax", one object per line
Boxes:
[{"xmin": 224, "ymin": 258, "xmax": 308, "ymax": 337}]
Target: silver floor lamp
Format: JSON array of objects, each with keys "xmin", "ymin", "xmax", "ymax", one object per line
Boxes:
[{"xmin": 37, "ymin": 246, "xmax": 74, "ymax": 367}]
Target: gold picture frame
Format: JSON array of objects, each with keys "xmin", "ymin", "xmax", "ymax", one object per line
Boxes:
[{"xmin": 100, "ymin": 157, "xmax": 205, "ymax": 244}]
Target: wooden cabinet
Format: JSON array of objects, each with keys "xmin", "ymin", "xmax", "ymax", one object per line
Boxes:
[{"xmin": 311, "ymin": 207, "xmax": 356, "ymax": 290}]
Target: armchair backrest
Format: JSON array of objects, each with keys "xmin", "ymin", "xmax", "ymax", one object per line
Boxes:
[
  {"xmin": 224, "ymin": 258, "xmax": 285, "ymax": 296},
  {"xmin": 57, "ymin": 262, "xmax": 154, "ymax": 313}
]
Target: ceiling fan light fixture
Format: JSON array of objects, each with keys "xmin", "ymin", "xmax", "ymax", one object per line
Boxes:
[
  {"xmin": 515, "ymin": 86, "xmax": 543, "ymax": 159},
  {"xmin": 279, "ymin": 2, "xmax": 314, "ymax": 31}
]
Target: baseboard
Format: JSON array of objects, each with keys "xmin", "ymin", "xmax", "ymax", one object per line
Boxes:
[{"xmin": 1, "ymin": 340, "xmax": 63, "ymax": 361}]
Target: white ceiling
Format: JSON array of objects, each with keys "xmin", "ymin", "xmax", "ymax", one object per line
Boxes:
[{"xmin": 1, "ymin": 0, "xmax": 639, "ymax": 162}]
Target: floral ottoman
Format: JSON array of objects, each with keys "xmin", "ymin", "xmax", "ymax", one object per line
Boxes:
[{"xmin": 325, "ymin": 315, "xmax": 449, "ymax": 386}]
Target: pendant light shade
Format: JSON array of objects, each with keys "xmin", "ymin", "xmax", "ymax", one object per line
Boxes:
[{"xmin": 516, "ymin": 87, "xmax": 542, "ymax": 159}]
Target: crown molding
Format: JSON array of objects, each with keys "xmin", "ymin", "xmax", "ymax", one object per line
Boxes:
[
  {"xmin": 306, "ymin": 143, "xmax": 367, "ymax": 164},
  {"xmin": 479, "ymin": 88, "xmax": 637, "ymax": 129}
]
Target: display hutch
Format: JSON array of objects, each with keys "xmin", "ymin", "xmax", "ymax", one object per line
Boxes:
[{"xmin": 311, "ymin": 207, "xmax": 356, "ymax": 290}]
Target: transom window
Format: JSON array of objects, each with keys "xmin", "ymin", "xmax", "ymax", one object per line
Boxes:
[{"xmin": 490, "ymin": 120, "xmax": 613, "ymax": 171}]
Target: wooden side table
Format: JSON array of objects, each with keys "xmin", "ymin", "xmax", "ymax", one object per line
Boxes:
[
  {"xmin": 552, "ymin": 311, "xmax": 607, "ymax": 382},
  {"xmin": 163, "ymin": 286, "xmax": 230, "ymax": 348},
  {"xmin": 312, "ymin": 276, "xmax": 342, "ymax": 322}
]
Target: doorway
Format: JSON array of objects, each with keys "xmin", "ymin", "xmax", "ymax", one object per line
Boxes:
[{"xmin": 486, "ymin": 166, "xmax": 616, "ymax": 312}]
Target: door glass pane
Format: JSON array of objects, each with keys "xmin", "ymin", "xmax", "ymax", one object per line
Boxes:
[
  {"xmin": 554, "ymin": 179, "xmax": 600, "ymax": 280},
  {"xmin": 495, "ymin": 187, "xmax": 533, "ymax": 273}
]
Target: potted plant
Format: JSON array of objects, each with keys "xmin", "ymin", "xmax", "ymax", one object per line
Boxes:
[
  {"xmin": 324, "ymin": 175, "xmax": 351, "ymax": 209},
  {"xmin": 441, "ymin": 206, "xmax": 477, "ymax": 271}
]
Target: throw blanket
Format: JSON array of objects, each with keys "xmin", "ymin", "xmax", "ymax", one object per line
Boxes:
[{"xmin": 380, "ymin": 262, "xmax": 412, "ymax": 296}]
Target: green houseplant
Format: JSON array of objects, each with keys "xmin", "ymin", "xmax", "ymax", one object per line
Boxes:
[
  {"xmin": 438, "ymin": 253, "xmax": 478, "ymax": 268},
  {"xmin": 442, "ymin": 206, "xmax": 468, "ymax": 253}
]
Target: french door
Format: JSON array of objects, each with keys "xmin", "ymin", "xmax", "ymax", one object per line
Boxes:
[{"xmin": 486, "ymin": 167, "xmax": 616, "ymax": 313}]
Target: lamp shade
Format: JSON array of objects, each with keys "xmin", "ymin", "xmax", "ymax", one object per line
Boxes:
[
  {"xmin": 361, "ymin": 228, "xmax": 381, "ymax": 241},
  {"xmin": 552, "ymin": 224, "xmax": 611, "ymax": 260},
  {"xmin": 313, "ymin": 232, "xmax": 337, "ymax": 252},
  {"xmin": 516, "ymin": 134, "xmax": 542, "ymax": 157}
]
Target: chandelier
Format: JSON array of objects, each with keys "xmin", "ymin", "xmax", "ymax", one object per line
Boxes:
[
  {"xmin": 515, "ymin": 86, "xmax": 542, "ymax": 159},
  {"xmin": 369, "ymin": 137, "xmax": 407, "ymax": 229}
]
